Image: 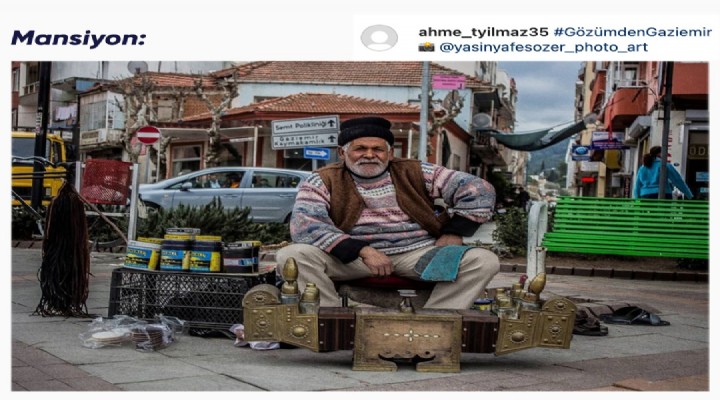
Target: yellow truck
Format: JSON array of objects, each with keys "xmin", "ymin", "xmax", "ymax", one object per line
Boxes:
[{"xmin": 11, "ymin": 131, "xmax": 69, "ymax": 207}]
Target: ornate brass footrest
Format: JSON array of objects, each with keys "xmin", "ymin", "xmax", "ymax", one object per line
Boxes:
[
  {"xmin": 494, "ymin": 297, "xmax": 576, "ymax": 355},
  {"xmin": 242, "ymin": 284, "xmax": 576, "ymax": 372}
]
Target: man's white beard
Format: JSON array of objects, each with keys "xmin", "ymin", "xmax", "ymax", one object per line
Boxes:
[{"xmin": 346, "ymin": 159, "xmax": 388, "ymax": 178}]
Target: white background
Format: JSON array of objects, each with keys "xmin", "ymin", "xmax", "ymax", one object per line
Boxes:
[{"xmin": 2, "ymin": 1, "xmax": 718, "ymax": 397}]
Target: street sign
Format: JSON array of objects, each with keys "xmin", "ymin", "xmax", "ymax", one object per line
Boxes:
[
  {"xmin": 272, "ymin": 133, "xmax": 338, "ymax": 149},
  {"xmin": 304, "ymin": 147, "xmax": 330, "ymax": 160},
  {"xmin": 271, "ymin": 115, "xmax": 339, "ymax": 149},
  {"xmin": 271, "ymin": 115, "xmax": 339, "ymax": 135},
  {"xmin": 136, "ymin": 125, "xmax": 161, "ymax": 145}
]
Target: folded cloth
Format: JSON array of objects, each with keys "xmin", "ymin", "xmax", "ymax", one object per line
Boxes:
[
  {"xmin": 599, "ymin": 306, "xmax": 670, "ymax": 326},
  {"xmin": 413, "ymin": 245, "xmax": 471, "ymax": 282}
]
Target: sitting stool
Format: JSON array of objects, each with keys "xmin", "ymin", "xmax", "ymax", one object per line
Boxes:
[{"xmin": 335, "ymin": 276, "xmax": 435, "ymax": 309}]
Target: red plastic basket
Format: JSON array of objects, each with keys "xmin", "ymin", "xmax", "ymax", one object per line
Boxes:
[{"xmin": 80, "ymin": 159, "xmax": 133, "ymax": 205}]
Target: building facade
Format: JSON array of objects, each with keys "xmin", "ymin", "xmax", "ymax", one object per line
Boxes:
[
  {"xmin": 571, "ymin": 61, "xmax": 708, "ymax": 200},
  {"xmin": 13, "ymin": 61, "xmax": 520, "ymax": 185}
]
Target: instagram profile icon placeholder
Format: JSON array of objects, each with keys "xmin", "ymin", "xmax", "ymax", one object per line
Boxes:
[{"xmin": 360, "ymin": 25, "xmax": 398, "ymax": 51}]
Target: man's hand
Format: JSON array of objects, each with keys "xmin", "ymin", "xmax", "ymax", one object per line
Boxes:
[
  {"xmin": 359, "ymin": 246, "xmax": 394, "ymax": 277},
  {"xmin": 435, "ymin": 234, "xmax": 463, "ymax": 247}
]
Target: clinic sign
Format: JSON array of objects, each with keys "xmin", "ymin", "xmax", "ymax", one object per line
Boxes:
[
  {"xmin": 271, "ymin": 115, "xmax": 340, "ymax": 149},
  {"xmin": 432, "ymin": 74, "xmax": 466, "ymax": 90},
  {"xmin": 590, "ymin": 131, "xmax": 629, "ymax": 150}
]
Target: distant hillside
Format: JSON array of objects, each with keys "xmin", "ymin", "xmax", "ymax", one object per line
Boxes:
[{"xmin": 526, "ymin": 138, "xmax": 569, "ymax": 176}]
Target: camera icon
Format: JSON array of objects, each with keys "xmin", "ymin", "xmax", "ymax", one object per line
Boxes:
[{"xmin": 418, "ymin": 42, "xmax": 435, "ymax": 52}]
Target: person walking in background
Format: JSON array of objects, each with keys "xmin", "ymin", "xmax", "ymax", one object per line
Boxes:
[
  {"xmin": 633, "ymin": 146, "xmax": 694, "ymax": 199},
  {"xmin": 515, "ymin": 186, "xmax": 530, "ymax": 212}
]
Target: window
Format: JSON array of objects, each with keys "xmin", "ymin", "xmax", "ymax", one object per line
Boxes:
[
  {"xmin": 171, "ymin": 145, "xmax": 202, "ymax": 177},
  {"xmin": 80, "ymin": 101, "xmax": 107, "ymax": 131},
  {"xmin": 187, "ymin": 171, "xmax": 245, "ymax": 189},
  {"xmin": 251, "ymin": 172, "xmax": 302, "ymax": 188},
  {"xmin": 451, "ymin": 154, "xmax": 461, "ymax": 170},
  {"xmin": 155, "ymin": 99, "xmax": 174, "ymax": 121},
  {"xmin": 80, "ymin": 93, "xmax": 124, "ymax": 131},
  {"xmin": 393, "ymin": 143, "xmax": 403, "ymax": 158},
  {"xmin": 12, "ymin": 69, "xmax": 20, "ymax": 91},
  {"xmin": 617, "ymin": 62, "xmax": 640, "ymax": 87}
]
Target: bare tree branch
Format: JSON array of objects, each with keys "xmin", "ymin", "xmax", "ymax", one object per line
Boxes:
[
  {"xmin": 193, "ymin": 71, "xmax": 239, "ymax": 167},
  {"xmin": 112, "ymin": 74, "xmax": 158, "ymax": 163}
]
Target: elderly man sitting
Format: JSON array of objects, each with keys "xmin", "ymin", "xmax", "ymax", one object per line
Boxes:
[{"xmin": 276, "ymin": 116, "xmax": 500, "ymax": 310}]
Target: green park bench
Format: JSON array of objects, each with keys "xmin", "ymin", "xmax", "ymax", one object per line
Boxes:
[
  {"xmin": 525, "ymin": 196, "xmax": 709, "ymax": 280},
  {"xmin": 542, "ymin": 196, "xmax": 709, "ymax": 259}
]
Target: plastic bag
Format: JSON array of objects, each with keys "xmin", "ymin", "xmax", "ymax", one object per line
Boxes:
[
  {"xmin": 131, "ymin": 314, "xmax": 187, "ymax": 352},
  {"xmin": 79, "ymin": 314, "xmax": 186, "ymax": 351},
  {"xmin": 79, "ymin": 315, "xmax": 139, "ymax": 349},
  {"xmin": 229, "ymin": 324, "xmax": 279, "ymax": 350}
]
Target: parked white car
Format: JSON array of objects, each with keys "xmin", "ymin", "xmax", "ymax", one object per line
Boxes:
[{"xmin": 138, "ymin": 167, "xmax": 311, "ymax": 223}]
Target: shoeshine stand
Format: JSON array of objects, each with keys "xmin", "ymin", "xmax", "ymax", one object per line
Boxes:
[{"xmin": 242, "ymin": 258, "xmax": 576, "ymax": 372}]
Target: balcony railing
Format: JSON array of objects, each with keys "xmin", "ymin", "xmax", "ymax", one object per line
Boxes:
[{"xmin": 23, "ymin": 81, "xmax": 39, "ymax": 96}]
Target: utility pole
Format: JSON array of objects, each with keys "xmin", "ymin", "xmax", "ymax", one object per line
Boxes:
[
  {"xmin": 658, "ymin": 61, "xmax": 673, "ymax": 199},
  {"xmin": 418, "ymin": 61, "xmax": 430, "ymax": 162},
  {"xmin": 30, "ymin": 61, "xmax": 52, "ymax": 210}
]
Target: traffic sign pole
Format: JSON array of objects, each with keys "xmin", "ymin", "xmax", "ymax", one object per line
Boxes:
[
  {"xmin": 136, "ymin": 126, "xmax": 161, "ymax": 183},
  {"xmin": 145, "ymin": 145, "xmax": 151, "ymax": 183}
]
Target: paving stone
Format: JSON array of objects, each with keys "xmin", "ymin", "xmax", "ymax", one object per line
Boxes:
[
  {"xmin": 37, "ymin": 363, "xmax": 93, "ymax": 379},
  {"xmin": 12, "ymin": 366, "xmax": 52, "ymax": 382},
  {"xmin": 14, "ymin": 379, "xmax": 74, "ymax": 391},
  {"xmin": 62, "ymin": 376, "xmax": 123, "ymax": 391},
  {"xmin": 613, "ymin": 374, "xmax": 709, "ymax": 391}
]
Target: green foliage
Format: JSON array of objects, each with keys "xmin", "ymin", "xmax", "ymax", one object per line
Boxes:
[
  {"xmin": 491, "ymin": 207, "xmax": 528, "ymax": 256},
  {"xmin": 138, "ymin": 198, "xmax": 290, "ymax": 244},
  {"xmin": 86, "ymin": 206, "xmax": 129, "ymax": 243},
  {"xmin": 12, "ymin": 207, "xmax": 44, "ymax": 240},
  {"xmin": 11, "ymin": 198, "xmax": 292, "ymax": 245}
]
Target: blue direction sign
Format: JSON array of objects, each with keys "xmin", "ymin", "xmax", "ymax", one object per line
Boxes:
[{"xmin": 304, "ymin": 147, "xmax": 331, "ymax": 160}]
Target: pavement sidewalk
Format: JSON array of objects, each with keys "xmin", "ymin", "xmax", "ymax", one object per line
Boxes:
[{"xmin": 9, "ymin": 247, "xmax": 711, "ymax": 393}]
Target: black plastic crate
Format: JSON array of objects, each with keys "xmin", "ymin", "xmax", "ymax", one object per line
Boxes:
[{"xmin": 108, "ymin": 267, "xmax": 276, "ymax": 330}]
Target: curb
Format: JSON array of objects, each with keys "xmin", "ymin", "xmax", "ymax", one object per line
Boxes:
[{"xmin": 499, "ymin": 263, "xmax": 708, "ymax": 283}]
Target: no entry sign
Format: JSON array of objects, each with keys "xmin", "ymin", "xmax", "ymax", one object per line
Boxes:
[{"xmin": 136, "ymin": 126, "xmax": 161, "ymax": 145}]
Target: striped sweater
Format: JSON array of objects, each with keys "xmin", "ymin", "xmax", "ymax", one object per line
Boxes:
[{"xmin": 289, "ymin": 161, "xmax": 496, "ymax": 263}]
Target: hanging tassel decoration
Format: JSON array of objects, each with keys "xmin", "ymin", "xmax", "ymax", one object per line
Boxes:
[{"xmin": 34, "ymin": 181, "xmax": 92, "ymax": 317}]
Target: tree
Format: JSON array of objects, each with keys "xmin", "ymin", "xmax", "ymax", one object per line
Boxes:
[
  {"xmin": 193, "ymin": 71, "xmax": 240, "ymax": 167},
  {"xmin": 114, "ymin": 74, "xmax": 158, "ymax": 163},
  {"xmin": 416, "ymin": 89, "xmax": 463, "ymax": 157},
  {"xmin": 148, "ymin": 85, "xmax": 191, "ymax": 178}
]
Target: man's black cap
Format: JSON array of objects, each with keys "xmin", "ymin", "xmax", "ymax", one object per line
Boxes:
[{"xmin": 338, "ymin": 116, "xmax": 394, "ymax": 146}]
